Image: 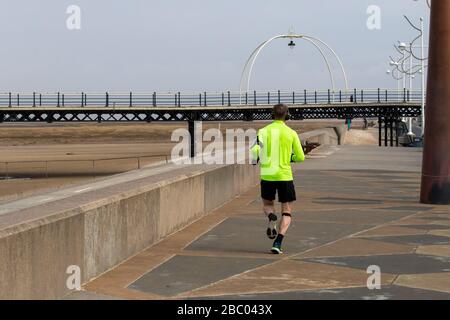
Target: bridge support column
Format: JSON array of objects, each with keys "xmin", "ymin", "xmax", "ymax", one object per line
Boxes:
[{"xmin": 421, "ymin": 1, "xmax": 450, "ymax": 204}]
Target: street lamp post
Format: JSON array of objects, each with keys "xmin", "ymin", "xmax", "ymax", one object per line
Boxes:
[{"xmin": 420, "ymin": 0, "xmax": 450, "ymax": 204}]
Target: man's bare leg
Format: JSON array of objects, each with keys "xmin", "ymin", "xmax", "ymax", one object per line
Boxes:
[
  {"xmin": 279, "ymin": 202, "xmax": 293, "ymax": 236},
  {"xmin": 271, "ymin": 202, "xmax": 293, "ymax": 254},
  {"xmin": 263, "ymin": 199, "xmax": 278, "ymax": 239}
]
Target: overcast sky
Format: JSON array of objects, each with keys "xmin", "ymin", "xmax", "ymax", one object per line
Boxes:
[{"xmin": 0, "ymin": 0, "xmax": 430, "ymax": 93}]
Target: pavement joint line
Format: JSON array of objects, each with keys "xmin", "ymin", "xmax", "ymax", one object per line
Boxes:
[
  {"xmin": 176, "ymin": 285, "xmax": 374, "ymax": 300},
  {"xmin": 122, "ymin": 254, "xmax": 177, "ymax": 289}
]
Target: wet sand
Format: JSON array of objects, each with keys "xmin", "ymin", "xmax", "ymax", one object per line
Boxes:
[{"xmin": 0, "ymin": 120, "xmax": 358, "ymax": 202}]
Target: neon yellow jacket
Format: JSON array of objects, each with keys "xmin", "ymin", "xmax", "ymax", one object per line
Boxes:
[{"xmin": 251, "ymin": 120, "xmax": 305, "ymax": 181}]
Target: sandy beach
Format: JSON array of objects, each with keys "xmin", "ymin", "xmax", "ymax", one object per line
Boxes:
[{"xmin": 0, "ymin": 120, "xmax": 375, "ymax": 202}]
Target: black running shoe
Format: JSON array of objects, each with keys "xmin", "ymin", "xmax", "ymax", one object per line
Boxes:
[
  {"xmin": 266, "ymin": 213, "xmax": 278, "ymax": 240},
  {"xmin": 271, "ymin": 241, "xmax": 283, "ymax": 254}
]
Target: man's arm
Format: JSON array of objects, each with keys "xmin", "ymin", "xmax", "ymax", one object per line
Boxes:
[{"xmin": 291, "ymin": 132, "xmax": 305, "ymax": 163}]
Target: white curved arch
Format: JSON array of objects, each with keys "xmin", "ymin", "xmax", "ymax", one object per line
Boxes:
[
  {"xmin": 302, "ymin": 35, "xmax": 349, "ymax": 93},
  {"xmin": 239, "ymin": 33, "xmax": 349, "ymax": 105}
]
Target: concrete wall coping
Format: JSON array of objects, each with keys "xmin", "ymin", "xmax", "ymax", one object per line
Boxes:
[{"xmin": 0, "ymin": 162, "xmax": 226, "ymax": 237}]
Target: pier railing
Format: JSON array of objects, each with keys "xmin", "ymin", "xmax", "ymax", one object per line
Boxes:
[{"xmin": 0, "ymin": 89, "xmax": 423, "ymax": 108}]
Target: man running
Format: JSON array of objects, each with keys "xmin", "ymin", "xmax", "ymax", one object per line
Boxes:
[{"xmin": 251, "ymin": 104, "xmax": 305, "ymax": 254}]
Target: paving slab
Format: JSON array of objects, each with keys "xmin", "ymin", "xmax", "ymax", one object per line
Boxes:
[
  {"xmin": 128, "ymin": 255, "xmax": 271, "ymax": 297},
  {"xmin": 185, "ymin": 216, "xmax": 371, "ymax": 255},
  {"xmin": 355, "ymin": 225, "xmax": 427, "ymax": 237},
  {"xmin": 64, "ymin": 290, "xmax": 123, "ymax": 300},
  {"xmin": 297, "ymin": 238, "xmax": 414, "ymax": 259},
  {"xmin": 416, "ymin": 245, "xmax": 450, "ymax": 258},
  {"xmin": 301, "ymin": 254, "xmax": 450, "ymax": 274},
  {"xmin": 360, "ymin": 234, "xmax": 450, "ymax": 246},
  {"xmin": 396, "ymin": 273, "xmax": 450, "ymax": 294},
  {"xmin": 196, "ymin": 285, "xmax": 450, "ymax": 300},
  {"xmin": 182, "ymin": 261, "xmax": 396, "ymax": 298}
]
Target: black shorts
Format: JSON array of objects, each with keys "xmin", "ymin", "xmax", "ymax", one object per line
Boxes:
[{"xmin": 260, "ymin": 180, "xmax": 297, "ymax": 203}]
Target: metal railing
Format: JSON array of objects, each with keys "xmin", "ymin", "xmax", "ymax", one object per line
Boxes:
[
  {"xmin": 0, "ymin": 89, "xmax": 423, "ymax": 108},
  {"xmin": 0, "ymin": 154, "xmax": 169, "ymax": 180}
]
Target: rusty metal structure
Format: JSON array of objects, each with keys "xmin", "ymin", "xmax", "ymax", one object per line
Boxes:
[{"xmin": 420, "ymin": 0, "xmax": 450, "ymax": 204}]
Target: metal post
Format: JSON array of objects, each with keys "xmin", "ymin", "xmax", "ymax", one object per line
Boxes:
[
  {"xmin": 8, "ymin": 93, "xmax": 11, "ymax": 107},
  {"xmin": 62, "ymin": 94, "xmax": 65, "ymax": 107},
  {"xmin": 199, "ymin": 93, "xmax": 202, "ymax": 106},
  {"xmin": 222, "ymin": 92, "xmax": 225, "ymax": 106},
  {"xmin": 377, "ymin": 88, "xmax": 380, "ymax": 103},
  {"xmin": 384, "ymin": 118, "xmax": 388, "ymax": 147},
  {"xmin": 81, "ymin": 92, "xmax": 84, "ymax": 107},
  {"xmin": 57, "ymin": 92, "xmax": 60, "ymax": 107},
  {"xmin": 292, "ymin": 92, "xmax": 295, "ymax": 104},
  {"xmin": 254, "ymin": 91, "xmax": 257, "ymax": 106},
  {"xmin": 361, "ymin": 90, "xmax": 364, "ymax": 103},
  {"xmin": 178, "ymin": 92, "xmax": 181, "ymax": 107},
  {"xmin": 228, "ymin": 91, "xmax": 231, "ymax": 106},
  {"xmin": 188, "ymin": 120, "xmax": 195, "ymax": 158},
  {"xmin": 268, "ymin": 92, "xmax": 270, "ymax": 105},
  {"xmin": 106, "ymin": 92, "xmax": 109, "ymax": 107},
  {"xmin": 378, "ymin": 117, "xmax": 382, "ymax": 147},
  {"xmin": 245, "ymin": 92, "xmax": 248, "ymax": 105},
  {"xmin": 33, "ymin": 92, "xmax": 36, "ymax": 107},
  {"xmin": 278, "ymin": 90, "xmax": 281, "ymax": 104},
  {"xmin": 17, "ymin": 94, "xmax": 19, "ymax": 106},
  {"xmin": 130, "ymin": 92, "xmax": 133, "ymax": 107},
  {"xmin": 304, "ymin": 90, "xmax": 307, "ymax": 104},
  {"xmin": 389, "ymin": 119, "xmax": 394, "ymax": 147},
  {"xmin": 153, "ymin": 92, "xmax": 157, "ymax": 107},
  {"xmin": 354, "ymin": 89, "xmax": 357, "ymax": 103},
  {"xmin": 395, "ymin": 120, "xmax": 399, "ymax": 147},
  {"xmin": 385, "ymin": 89, "xmax": 388, "ymax": 102},
  {"xmin": 328, "ymin": 89, "xmax": 331, "ymax": 104},
  {"xmin": 39, "ymin": 94, "xmax": 42, "ymax": 106},
  {"xmin": 421, "ymin": 3, "xmax": 450, "ymax": 204},
  {"xmin": 314, "ymin": 91, "xmax": 317, "ymax": 104},
  {"xmin": 339, "ymin": 90, "xmax": 342, "ymax": 103},
  {"xmin": 204, "ymin": 92, "xmax": 207, "ymax": 107}
]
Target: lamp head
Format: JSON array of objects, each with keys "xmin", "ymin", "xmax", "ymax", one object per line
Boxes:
[{"xmin": 288, "ymin": 40, "xmax": 296, "ymax": 50}]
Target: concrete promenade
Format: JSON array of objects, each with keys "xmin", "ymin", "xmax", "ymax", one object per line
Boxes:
[{"xmin": 72, "ymin": 145, "xmax": 450, "ymax": 300}]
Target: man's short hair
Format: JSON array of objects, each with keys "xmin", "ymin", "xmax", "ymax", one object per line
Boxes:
[{"xmin": 273, "ymin": 104, "xmax": 289, "ymax": 120}]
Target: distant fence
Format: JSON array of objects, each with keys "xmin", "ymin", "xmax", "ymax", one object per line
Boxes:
[
  {"xmin": 0, "ymin": 154, "xmax": 169, "ymax": 180},
  {"xmin": 0, "ymin": 89, "xmax": 423, "ymax": 108}
]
